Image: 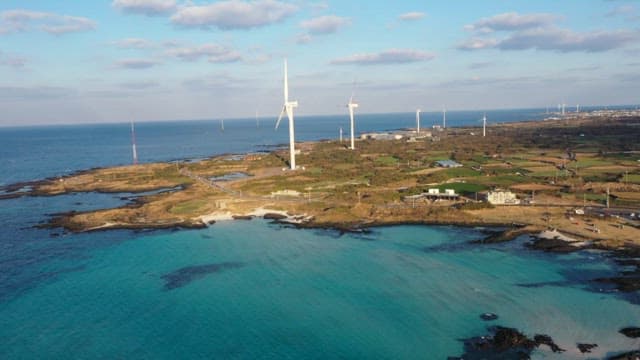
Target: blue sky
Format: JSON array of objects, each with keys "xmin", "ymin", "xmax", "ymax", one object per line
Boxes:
[{"xmin": 0, "ymin": 0, "xmax": 639, "ymax": 125}]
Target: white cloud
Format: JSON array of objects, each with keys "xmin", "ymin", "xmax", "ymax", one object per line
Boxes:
[
  {"xmin": 464, "ymin": 12, "xmax": 558, "ymax": 33},
  {"xmin": 457, "ymin": 38, "xmax": 499, "ymax": 51},
  {"xmin": 459, "ymin": 12, "xmax": 640, "ymax": 53},
  {"xmin": 0, "ymin": 9, "xmax": 96, "ymax": 35},
  {"xmin": 398, "ymin": 12, "xmax": 425, "ymax": 21},
  {"xmin": 330, "ymin": 49, "xmax": 435, "ymax": 65},
  {"xmin": 0, "ymin": 85, "xmax": 75, "ymax": 99},
  {"xmin": 295, "ymin": 33, "xmax": 313, "ymax": 44},
  {"xmin": 605, "ymin": 5, "xmax": 636, "ymax": 18},
  {"xmin": 498, "ymin": 27, "xmax": 640, "ymax": 52},
  {"xmin": 112, "ymin": 38, "xmax": 155, "ymax": 49},
  {"xmin": 0, "ymin": 50, "xmax": 27, "ymax": 68},
  {"xmin": 164, "ymin": 43, "xmax": 242, "ymax": 63},
  {"xmin": 171, "ymin": 0, "xmax": 298, "ymax": 30},
  {"xmin": 111, "ymin": 0, "xmax": 176, "ymax": 16},
  {"xmin": 118, "ymin": 80, "xmax": 160, "ymax": 89},
  {"xmin": 309, "ymin": 2, "xmax": 329, "ymax": 12},
  {"xmin": 300, "ymin": 15, "xmax": 350, "ymax": 35},
  {"xmin": 114, "ymin": 58, "xmax": 160, "ymax": 69}
]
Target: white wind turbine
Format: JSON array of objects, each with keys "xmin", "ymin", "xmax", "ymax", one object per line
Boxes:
[
  {"xmin": 347, "ymin": 92, "xmax": 359, "ymax": 150},
  {"xmin": 416, "ymin": 109, "xmax": 421, "ymax": 134},
  {"xmin": 130, "ymin": 119, "xmax": 138, "ymax": 165},
  {"xmin": 482, "ymin": 113, "xmax": 487, "ymax": 137},
  {"xmin": 442, "ymin": 106, "xmax": 447, "ymax": 129},
  {"xmin": 275, "ymin": 59, "xmax": 299, "ymax": 170}
]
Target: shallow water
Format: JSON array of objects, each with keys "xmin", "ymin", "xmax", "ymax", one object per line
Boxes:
[{"xmin": 1, "ymin": 220, "xmax": 637, "ymax": 359}]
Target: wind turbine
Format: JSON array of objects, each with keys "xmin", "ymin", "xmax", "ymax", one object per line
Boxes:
[
  {"xmin": 130, "ymin": 120, "xmax": 138, "ymax": 165},
  {"xmin": 442, "ymin": 106, "xmax": 447, "ymax": 129},
  {"xmin": 482, "ymin": 113, "xmax": 487, "ymax": 137},
  {"xmin": 347, "ymin": 93, "xmax": 359, "ymax": 150},
  {"xmin": 416, "ymin": 109, "xmax": 421, "ymax": 134},
  {"xmin": 275, "ymin": 59, "xmax": 299, "ymax": 170}
]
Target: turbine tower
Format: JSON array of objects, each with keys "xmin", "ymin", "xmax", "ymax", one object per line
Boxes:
[
  {"xmin": 130, "ymin": 120, "xmax": 138, "ymax": 165},
  {"xmin": 416, "ymin": 109, "xmax": 421, "ymax": 134},
  {"xmin": 442, "ymin": 106, "xmax": 447, "ymax": 129},
  {"xmin": 275, "ymin": 59, "xmax": 299, "ymax": 170},
  {"xmin": 482, "ymin": 113, "xmax": 487, "ymax": 137},
  {"xmin": 347, "ymin": 94, "xmax": 359, "ymax": 150}
]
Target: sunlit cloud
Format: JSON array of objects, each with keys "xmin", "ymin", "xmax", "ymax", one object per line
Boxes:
[
  {"xmin": 171, "ymin": 0, "xmax": 298, "ymax": 30},
  {"xmin": 331, "ymin": 49, "xmax": 435, "ymax": 65},
  {"xmin": 0, "ymin": 9, "xmax": 96, "ymax": 35}
]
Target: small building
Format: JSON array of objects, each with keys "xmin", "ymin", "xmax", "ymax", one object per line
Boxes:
[
  {"xmin": 405, "ymin": 188, "xmax": 459, "ymax": 202},
  {"xmin": 486, "ymin": 190, "xmax": 520, "ymax": 205},
  {"xmin": 436, "ymin": 160, "xmax": 463, "ymax": 168},
  {"xmin": 360, "ymin": 133, "xmax": 403, "ymax": 141},
  {"xmin": 271, "ymin": 190, "xmax": 301, "ymax": 198}
]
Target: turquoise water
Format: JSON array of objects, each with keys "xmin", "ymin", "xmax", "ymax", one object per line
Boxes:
[{"xmin": 2, "ymin": 220, "xmax": 637, "ymax": 359}]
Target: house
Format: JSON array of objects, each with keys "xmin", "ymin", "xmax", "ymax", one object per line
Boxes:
[
  {"xmin": 486, "ymin": 190, "xmax": 520, "ymax": 205},
  {"xmin": 271, "ymin": 190, "xmax": 301, "ymax": 198},
  {"xmin": 436, "ymin": 160, "xmax": 463, "ymax": 168},
  {"xmin": 404, "ymin": 188, "xmax": 459, "ymax": 202}
]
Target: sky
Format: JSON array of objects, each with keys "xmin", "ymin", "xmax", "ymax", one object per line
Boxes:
[{"xmin": 0, "ymin": 0, "xmax": 639, "ymax": 126}]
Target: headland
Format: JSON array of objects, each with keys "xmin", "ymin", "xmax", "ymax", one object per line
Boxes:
[{"xmin": 3, "ymin": 112, "xmax": 640, "ymax": 252}]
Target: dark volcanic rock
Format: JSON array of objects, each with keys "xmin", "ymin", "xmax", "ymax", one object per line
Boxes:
[
  {"xmin": 620, "ymin": 327, "xmax": 640, "ymax": 338},
  {"xmin": 492, "ymin": 327, "xmax": 536, "ymax": 352},
  {"xmin": 263, "ymin": 212, "xmax": 287, "ymax": 220},
  {"xmin": 577, "ymin": 343, "xmax": 597, "ymax": 353},
  {"xmin": 232, "ymin": 215, "xmax": 253, "ymax": 220},
  {"xmin": 608, "ymin": 350, "xmax": 640, "ymax": 360},
  {"xmin": 533, "ymin": 334, "xmax": 565, "ymax": 353},
  {"xmin": 480, "ymin": 313, "xmax": 499, "ymax": 321},
  {"xmin": 474, "ymin": 227, "xmax": 528, "ymax": 244},
  {"xmin": 527, "ymin": 238, "xmax": 579, "ymax": 253},
  {"xmin": 595, "ymin": 276, "xmax": 640, "ymax": 292},
  {"xmin": 456, "ymin": 326, "xmax": 565, "ymax": 359},
  {"xmin": 460, "ymin": 326, "xmax": 535, "ymax": 359}
]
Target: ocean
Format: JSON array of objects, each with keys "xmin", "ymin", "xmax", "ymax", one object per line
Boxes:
[{"xmin": 1, "ymin": 109, "xmax": 638, "ymax": 359}]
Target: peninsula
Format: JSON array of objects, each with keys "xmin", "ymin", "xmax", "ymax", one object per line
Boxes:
[{"xmin": 4, "ymin": 112, "xmax": 640, "ymax": 250}]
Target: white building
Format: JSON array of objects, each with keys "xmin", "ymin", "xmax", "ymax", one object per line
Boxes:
[{"xmin": 486, "ymin": 191, "xmax": 520, "ymax": 205}]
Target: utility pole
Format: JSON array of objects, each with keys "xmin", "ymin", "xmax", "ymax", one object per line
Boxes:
[{"xmin": 606, "ymin": 186, "xmax": 610, "ymax": 208}]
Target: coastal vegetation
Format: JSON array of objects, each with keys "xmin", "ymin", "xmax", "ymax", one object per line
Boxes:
[{"xmin": 2, "ymin": 113, "xmax": 640, "ymax": 249}]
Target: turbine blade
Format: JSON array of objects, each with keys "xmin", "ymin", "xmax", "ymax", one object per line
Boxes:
[
  {"xmin": 275, "ymin": 106, "xmax": 286, "ymax": 130},
  {"xmin": 284, "ymin": 59, "xmax": 289, "ymax": 102}
]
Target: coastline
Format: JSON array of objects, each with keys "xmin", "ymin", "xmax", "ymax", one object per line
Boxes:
[{"xmin": 2, "ymin": 112, "xmax": 639, "ymax": 251}]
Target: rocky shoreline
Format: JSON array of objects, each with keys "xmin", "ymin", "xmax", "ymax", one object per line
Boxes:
[{"xmin": 451, "ymin": 323, "xmax": 640, "ymax": 359}]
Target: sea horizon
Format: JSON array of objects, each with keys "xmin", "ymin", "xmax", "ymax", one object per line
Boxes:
[{"xmin": 1, "ymin": 104, "xmax": 636, "ymax": 129}]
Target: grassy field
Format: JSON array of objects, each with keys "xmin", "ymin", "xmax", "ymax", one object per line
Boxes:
[{"xmin": 17, "ymin": 114, "xmax": 640, "ymax": 245}]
